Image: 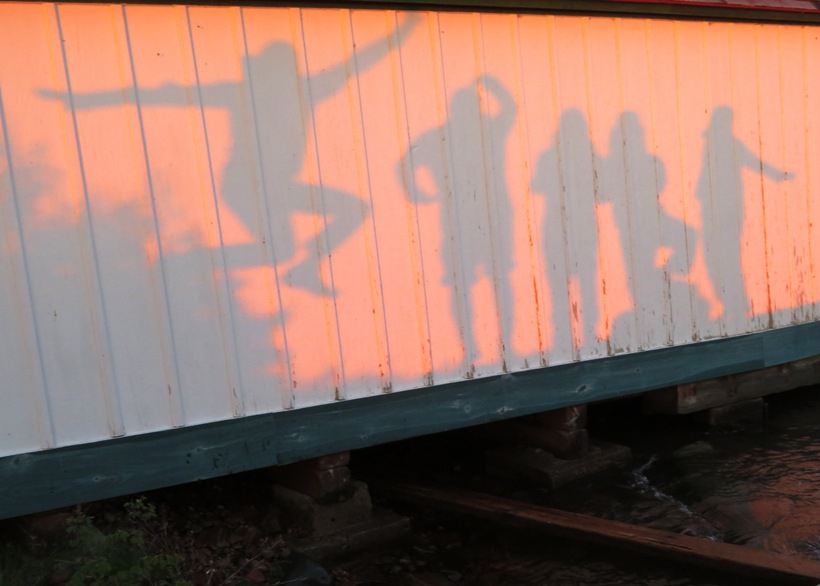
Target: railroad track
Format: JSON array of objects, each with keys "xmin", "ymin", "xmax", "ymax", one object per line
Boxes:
[{"xmin": 375, "ymin": 480, "xmax": 820, "ymax": 586}]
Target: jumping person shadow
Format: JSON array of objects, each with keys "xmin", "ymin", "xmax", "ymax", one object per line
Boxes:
[
  {"xmin": 398, "ymin": 75, "xmax": 517, "ymax": 371},
  {"xmin": 40, "ymin": 14, "xmax": 420, "ymax": 297}
]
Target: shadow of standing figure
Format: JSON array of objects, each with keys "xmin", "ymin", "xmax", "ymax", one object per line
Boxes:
[
  {"xmin": 697, "ymin": 106, "xmax": 790, "ymax": 326},
  {"xmin": 398, "ymin": 75, "xmax": 516, "ymax": 371},
  {"xmin": 602, "ymin": 112, "xmax": 705, "ymax": 346},
  {"xmin": 532, "ymin": 109, "xmax": 601, "ymax": 357}
]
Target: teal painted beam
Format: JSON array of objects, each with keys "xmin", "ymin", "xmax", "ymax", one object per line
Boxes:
[{"xmin": 2, "ymin": 321, "xmax": 820, "ymax": 520}]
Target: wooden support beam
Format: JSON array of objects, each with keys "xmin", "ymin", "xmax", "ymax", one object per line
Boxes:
[
  {"xmin": 644, "ymin": 355, "xmax": 820, "ymax": 415},
  {"xmin": 376, "ymin": 482, "xmax": 820, "ymax": 586}
]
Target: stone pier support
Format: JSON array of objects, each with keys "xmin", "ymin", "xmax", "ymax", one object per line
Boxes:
[
  {"xmin": 482, "ymin": 406, "xmax": 630, "ymax": 490},
  {"xmin": 273, "ymin": 451, "xmax": 408, "ymax": 559}
]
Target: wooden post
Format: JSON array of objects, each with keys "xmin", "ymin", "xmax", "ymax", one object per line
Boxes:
[
  {"xmin": 644, "ymin": 356, "xmax": 820, "ymax": 415},
  {"xmin": 275, "ymin": 452, "xmax": 353, "ymax": 504}
]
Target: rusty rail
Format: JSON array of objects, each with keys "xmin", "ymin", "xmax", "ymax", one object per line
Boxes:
[{"xmin": 377, "ymin": 481, "xmax": 820, "ymax": 585}]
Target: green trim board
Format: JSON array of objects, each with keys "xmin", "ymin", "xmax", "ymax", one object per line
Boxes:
[{"xmin": 2, "ymin": 320, "xmax": 820, "ymax": 520}]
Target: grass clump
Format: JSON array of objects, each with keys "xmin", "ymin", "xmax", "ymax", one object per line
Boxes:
[{"xmin": 1, "ymin": 497, "xmax": 189, "ymax": 586}]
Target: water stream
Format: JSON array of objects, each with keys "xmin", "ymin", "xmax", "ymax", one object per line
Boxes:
[
  {"xmin": 348, "ymin": 385, "xmax": 820, "ymax": 584},
  {"xmin": 539, "ymin": 385, "xmax": 820, "ymax": 582}
]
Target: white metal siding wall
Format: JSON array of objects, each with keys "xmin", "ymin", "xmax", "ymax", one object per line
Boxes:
[{"xmin": 0, "ymin": 4, "xmax": 818, "ymax": 455}]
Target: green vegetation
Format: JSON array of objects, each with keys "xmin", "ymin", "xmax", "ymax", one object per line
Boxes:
[{"xmin": 0, "ymin": 498, "xmax": 189, "ymax": 586}]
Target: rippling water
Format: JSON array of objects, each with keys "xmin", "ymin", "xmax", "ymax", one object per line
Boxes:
[
  {"xmin": 538, "ymin": 385, "xmax": 820, "ymax": 583},
  {"xmin": 353, "ymin": 385, "xmax": 820, "ymax": 584},
  {"xmin": 666, "ymin": 393, "xmax": 820, "ymax": 557}
]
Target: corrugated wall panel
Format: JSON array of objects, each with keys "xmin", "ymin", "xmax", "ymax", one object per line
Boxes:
[
  {"xmin": 57, "ymin": 4, "xmax": 184, "ymax": 435},
  {"xmin": 304, "ymin": 9, "xmax": 392, "ymax": 399},
  {"xmin": 551, "ymin": 17, "xmax": 610, "ymax": 359},
  {"xmin": 0, "ymin": 83, "xmax": 53, "ymax": 453},
  {"xmin": 437, "ymin": 12, "xmax": 502, "ymax": 377},
  {"xmin": 359, "ymin": 11, "xmax": 434, "ymax": 391},
  {"xmin": 186, "ymin": 5, "xmax": 284, "ymax": 415},
  {"xmin": 780, "ymin": 28, "xmax": 811, "ymax": 325},
  {"xmin": 672, "ymin": 22, "xmax": 720, "ymax": 341},
  {"xmin": 646, "ymin": 19, "xmax": 699, "ymax": 344},
  {"xmin": 504, "ymin": 16, "xmax": 546, "ymax": 371},
  {"xmin": 516, "ymin": 15, "xmax": 564, "ymax": 366},
  {"xmin": 124, "ymin": 5, "xmax": 245, "ymax": 424},
  {"xmin": 400, "ymin": 12, "xmax": 470, "ymax": 380},
  {"xmin": 480, "ymin": 15, "xmax": 521, "ymax": 373},
  {"xmin": 2, "ymin": 5, "xmax": 820, "ymax": 455},
  {"xmin": 730, "ymin": 23, "xmax": 768, "ymax": 332},
  {"xmin": 242, "ymin": 7, "xmax": 316, "ymax": 409},
  {"xmin": 806, "ymin": 28, "xmax": 820, "ymax": 324},
  {"xmin": 621, "ymin": 19, "xmax": 674, "ymax": 350},
  {"xmin": 0, "ymin": 4, "xmax": 123, "ymax": 448}
]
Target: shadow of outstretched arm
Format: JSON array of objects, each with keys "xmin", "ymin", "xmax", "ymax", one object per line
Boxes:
[
  {"xmin": 309, "ymin": 13, "xmax": 420, "ymax": 103},
  {"xmin": 737, "ymin": 140, "xmax": 792, "ymax": 182},
  {"xmin": 39, "ymin": 81, "xmax": 236, "ymax": 110}
]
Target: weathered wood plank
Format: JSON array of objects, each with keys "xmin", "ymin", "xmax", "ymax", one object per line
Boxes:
[
  {"xmin": 644, "ymin": 354, "xmax": 820, "ymax": 414},
  {"xmin": 377, "ymin": 482, "xmax": 820, "ymax": 585}
]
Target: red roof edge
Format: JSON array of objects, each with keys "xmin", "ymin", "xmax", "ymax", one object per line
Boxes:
[{"xmin": 601, "ymin": 0, "xmax": 820, "ymax": 13}]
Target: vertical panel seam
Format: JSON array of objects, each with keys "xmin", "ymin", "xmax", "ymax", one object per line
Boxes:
[
  {"xmin": 54, "ymin": 4, "xmax": 125, "ymax": 437},
  {"xmin": 433, "ymin": 12, "xmax": 473, "ymax": 377},
  {"xmin": 643, "ymin": 19, "xmax": 673, "ymax": 346},
  {"xmin": 184, "ymin": 6, "xmax": 246, "ymax": 418},
  {"xmin": 121, "ymin": 5, "xmax": 186, "ymax": 426},
  {"xmin": 546, "ymin": 16, "xmax": 577, "ymax": 361},
  {"xmin": 393, "ymin": 10, "xmax": 435, "ymax": 385},
  {"xmin": 581, "ymin": 17, "xmax": 608, "ymax": 356},
  {"xmin": 239, "ymin": 7, "xmax": 296, "ymax": 410},
  {"xmin": 348, "ymin": 9, "xmax": 393, "ymax": 391},
  {"xmin": 0, "ymin": 85, "xmax": 55, "ymax": 449},
  {"xmin": 296, "ymin": 8, "xmax": 347, "ymax": 399},
  {"xmin": 671, "ymin": 22, "xmax": 698, "ymax": 340},
  {"xmin": 753, "ymin": 24, "xmax": 775, "ymax": 329},
  {"xmin": 510, "ymin": 14, "xmax": 548, "ymax": 367}
]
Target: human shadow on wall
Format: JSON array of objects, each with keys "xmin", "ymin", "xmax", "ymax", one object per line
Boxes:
[
  {"xmin": 696, "ymin": 106, "xmax": 790, "ymax": 327},
  {"xmin": 532, "ymin": 108, "xmax": 792, "ymax": 354},
  {"xmin": 602, "ymin": 112, "xmax": 711, "ymax": 346},
  {"xmin": 532, "ymin": 109, "xmax": 601, "ymax": 357},
  {"xmin": 533, "ymin": 110, "xmax": 717, "ymax": 354},
  {"xmin": 37, "ymin": 15, "xmax": 419, "ymax": 398},
  {"xmin": 398, "ymin": 75, "xmax": 516, "ymax": 372},
  {"xmin": 40, "ymin": 14, "xmax": 419, "ymax": 297}
]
